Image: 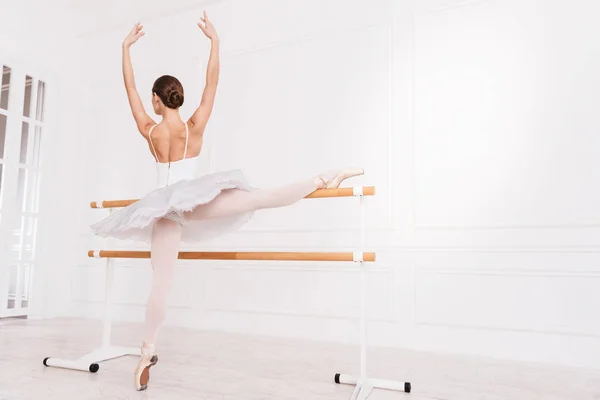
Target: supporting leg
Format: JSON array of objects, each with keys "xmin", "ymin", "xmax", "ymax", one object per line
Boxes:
[
  {"xmin": 142, "ymin": 218, "xmax": 182, "ymax": 346},
  {"xmin": 133, "ymin": 218, "xmax": 182, "ymax": 391}
]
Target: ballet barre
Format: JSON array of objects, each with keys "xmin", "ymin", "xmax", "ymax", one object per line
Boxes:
[
  {"xmin": 87, "ymin": 250, "xmax": 376, "ymax": 262},
  {"xmin": 89, "ymin": 186, "xmax": 376, "ymax": 208},
  {"xmin": 43, "ymin": 184, "xmax": 411, "ymax": 399}
]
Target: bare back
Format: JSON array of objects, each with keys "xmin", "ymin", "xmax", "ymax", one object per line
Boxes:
[{"xmin": 146, "ymin": 121, "xmax": 203, "ymax": 163}]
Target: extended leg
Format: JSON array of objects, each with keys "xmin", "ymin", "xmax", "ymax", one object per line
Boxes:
[
  {"xmin": 185, "ymin": 168, "xmax": 364, "ymax": 221},
  {"xmin": 185, "ymin": 178, "xmax": 321, "ymax": 220}
]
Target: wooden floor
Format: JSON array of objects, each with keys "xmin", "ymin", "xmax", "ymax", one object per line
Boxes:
[{"xmin": 1, "ymin": 318, "xmax": 599, "ymax": 400}]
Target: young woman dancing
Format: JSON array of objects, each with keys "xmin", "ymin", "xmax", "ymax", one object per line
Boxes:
[{"xmin": 90, "ymin": 12, "xmax": 363, "ymax": 391}]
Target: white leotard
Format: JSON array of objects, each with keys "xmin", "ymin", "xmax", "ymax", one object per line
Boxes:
[{"xmin": 148, "ymin": 123, "xmax": 199, "ymax": 188}]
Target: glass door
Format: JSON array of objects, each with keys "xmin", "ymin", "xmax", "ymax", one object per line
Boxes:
[{"xmin": 0, "ymin": 63, "xmax": 46, "ymax": 318}]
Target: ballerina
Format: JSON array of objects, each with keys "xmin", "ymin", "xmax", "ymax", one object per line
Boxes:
[{"xmin": 90, "ymin": 12, "xmax": 364, "ymax": 391}]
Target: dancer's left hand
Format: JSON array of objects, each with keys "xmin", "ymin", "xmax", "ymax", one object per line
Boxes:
[{"xmin": 198, "ymin": 11, "xmax": 219, "ymax": 41}]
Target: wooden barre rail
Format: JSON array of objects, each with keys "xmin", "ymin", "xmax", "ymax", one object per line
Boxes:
[
  {"xmin": 88, "ymin": 250, "xmax": 376, "ymax": 262},
  {"xmin": 90, "ymin": 186, "xmax": 375, "ymax": 208}
]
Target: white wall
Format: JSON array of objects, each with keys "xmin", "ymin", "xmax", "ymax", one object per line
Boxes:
[{"xmin": 49, "ymin": 0, "xmax": 600, "ymax": 369}]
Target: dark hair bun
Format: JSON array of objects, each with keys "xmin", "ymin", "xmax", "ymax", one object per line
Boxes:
[
  {"xmin": 152, "ymin": 75, "xmax": 185, "ymax": 109},
  {"xmin": 167, "ymin": 90, "xmax": 184, "ymax": 108}
]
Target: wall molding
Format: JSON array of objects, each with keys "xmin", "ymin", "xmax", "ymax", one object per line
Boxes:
[
  {"xmin": 416, "ymin": 268, "xmax": 600, "ymax": 278},
  {"xmin": 69, "ymin": 298, "xmax": 396, "ymax": 324},
  {"xmin": 202, "ymin": 306, "xmax": 396, "ymax": 323},
  {"xmin": 416, "ymin": 320, "xmax": 600, "ymax": 340},
  {"xmin": 415, "ymin": 222, "xmax": 600, "ymax": 230},
  {"xmin": 203, "ymin": 265, "xmax": 395, "ymax": 322},
  {"xmin": 417, "ymin": 0, "xmax": 492, "ymax": 16},
  {"xmin": 414, "ymin": 265, "xmax": 600, "ymax": 338}
]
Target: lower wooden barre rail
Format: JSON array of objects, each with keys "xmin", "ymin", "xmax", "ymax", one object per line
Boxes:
[
  {"xmin": 88, "ymin": 250, "xmax": 376, "ymax": 262},
  {"xmin": 90, "ymin": 186, "xmax": 375, "ymax": 208}
]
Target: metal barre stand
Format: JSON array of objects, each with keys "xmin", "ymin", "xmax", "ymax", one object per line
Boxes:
[{"xmin": 334, "ymin": 189, "xmax": 411, "ymax": 399}]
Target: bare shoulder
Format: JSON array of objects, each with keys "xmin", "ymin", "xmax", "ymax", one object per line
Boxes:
[
  {"xmin": 138, "ymin": 120, "xmax": 157, "ymax": 138},
  {"xmin": 187, "ymin": 115, "xmax": 208, "ymax": 136}
]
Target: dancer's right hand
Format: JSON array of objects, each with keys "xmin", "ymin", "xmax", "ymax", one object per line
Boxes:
[{"xmin": 123, "ymin": 23, "xmax": 145, "ymax": 48}]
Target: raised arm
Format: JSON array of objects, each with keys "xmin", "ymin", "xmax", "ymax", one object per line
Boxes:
[
  {"xmin": 189, "ymin": 11, "xmax": 220, "ymax": 134},
  {"xmin": 122, "ymin": 23, "xmax": 155, "ymax": 137}
]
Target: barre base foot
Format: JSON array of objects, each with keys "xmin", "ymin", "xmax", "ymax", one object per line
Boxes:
[
  {"xmin": 43, "ymin": 345, "xmax": 140, "ymax": 373},
  {"xmin": 335, "ymin": 373, "xmax": 411, "ymax": 398}
]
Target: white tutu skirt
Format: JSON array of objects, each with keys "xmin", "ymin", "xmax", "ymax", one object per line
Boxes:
[{"xmin": 90, "ymin": 170, "xmax": 255, "ymax": 243}]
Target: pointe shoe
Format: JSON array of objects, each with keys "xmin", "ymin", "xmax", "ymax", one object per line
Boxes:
[
  {"xmin": 134, "ymin": 345, "xmax": 159, "ymax": 391},
  {"xmin": 318, "ymin": 167, "xmax": 364, "ymax": 189}
]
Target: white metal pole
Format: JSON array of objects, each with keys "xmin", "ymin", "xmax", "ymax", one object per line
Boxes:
[
  {"xmin": 101, "ymin": 257, "xmax": 114, "ymax": 348},
  {"xmin": 359, "ymin": 194, "xmax": 367, "ymax": 379},
  {"xmin": 101, "ymin": 209, "xmax": 113, "ymax": 348}
]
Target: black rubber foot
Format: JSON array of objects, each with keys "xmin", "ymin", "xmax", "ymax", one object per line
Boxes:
[
  {"xmin": 89, "ymin": 363, "xmax": 100, "ymax": 373},
  {"xmin": 42, "ymin": 357, "xmax": 50, "ymax": 366},
  {"xmin": 405, "ymin": 382, "xmax": 411, "ymax": 393},
  {"xmin": 334, "ymin": 373, "xmax": 341, "ymax": 384}
]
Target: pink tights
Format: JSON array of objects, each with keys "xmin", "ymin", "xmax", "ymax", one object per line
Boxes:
[{"xmin": 142, "ymin": 177, "xmax": 321, "ymax": 346}]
